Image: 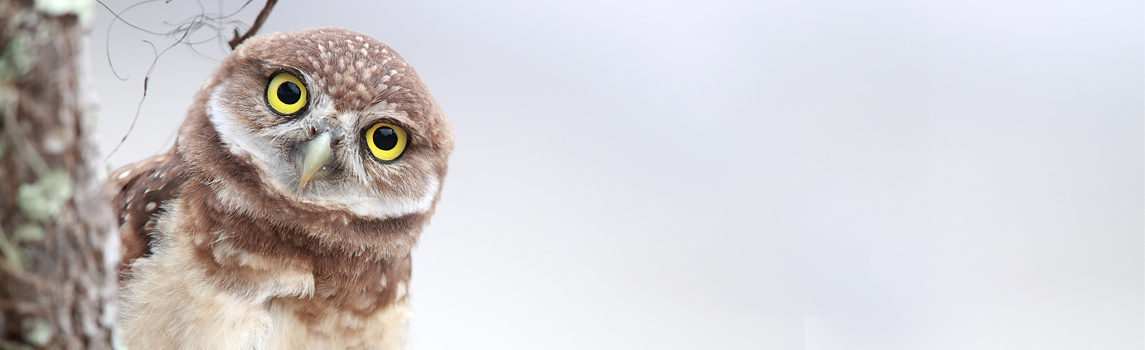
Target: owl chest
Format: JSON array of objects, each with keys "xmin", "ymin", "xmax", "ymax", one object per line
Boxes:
[
  {"xmin": 265, "ymin": 297, "xmax": 411, "ymax": 349},
  {"xmin": 119, "ymin": 205, "xmax": 409, "ymax": 349}
]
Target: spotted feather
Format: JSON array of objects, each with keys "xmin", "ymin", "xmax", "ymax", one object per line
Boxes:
[{"xmin": 104, "ymin": 151, "xmax": 187, "ymax": 278}]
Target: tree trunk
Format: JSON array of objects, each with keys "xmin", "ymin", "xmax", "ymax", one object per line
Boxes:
[{"xmin": 0, "ymin": 0, "xmax": 116, "ymax": 349}]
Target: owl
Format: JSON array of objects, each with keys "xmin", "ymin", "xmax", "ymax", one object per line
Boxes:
[{"xmin": 104, "ymin": 28, "xmax": 453, "ymax": 349}]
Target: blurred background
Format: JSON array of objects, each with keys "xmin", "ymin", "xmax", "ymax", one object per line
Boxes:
[{"xmin": 88, "ymin": 0, "xmax": 1142, "ymax": 349}]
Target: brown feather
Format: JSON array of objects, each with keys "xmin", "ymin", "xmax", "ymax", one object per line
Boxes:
[{"xmin": 104, "ymin": 151, "xmax": 187, "ymax": 279}]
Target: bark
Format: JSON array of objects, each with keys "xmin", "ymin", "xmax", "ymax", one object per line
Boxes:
[{"xmin": 0, "ymin": 0, "xmax": 117, "ymax": 349}]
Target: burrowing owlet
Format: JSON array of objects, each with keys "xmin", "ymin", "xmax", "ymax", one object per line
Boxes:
[{"xmin": 105, "ymin": 28, "xmax": 453, "ymax": 349}]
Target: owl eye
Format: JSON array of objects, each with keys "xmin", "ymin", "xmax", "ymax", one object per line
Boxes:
[
  {"xmin": 364, "ymin": 122, "xmax": 409, "ymax": 161},
  {"xmin": 266, "ymin": 72, "xmax": 308, "ymax": 115}
]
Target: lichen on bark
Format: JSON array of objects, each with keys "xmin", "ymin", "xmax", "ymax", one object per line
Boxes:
[{"xmin": 0, "ymin": 0, "xmax": 116, "ymax": 349}]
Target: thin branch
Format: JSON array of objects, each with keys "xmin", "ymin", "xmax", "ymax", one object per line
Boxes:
[
  {"xmin": 95, "ymin": 0, "xmax": 272, "ymax": 164},
  {"xmin": 104, "ymin": 31, "xmax": 192, "ymax": 163},
  {"xmin": 228, "ymin": 0, "xmax": 277, "ymax": 49}
]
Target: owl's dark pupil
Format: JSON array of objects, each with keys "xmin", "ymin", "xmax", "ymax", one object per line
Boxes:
[
  {"xmin": 373, "ymin": 127, "xmax": 398, "ymax": 150},
  {"xmin": 277, "ymin": 82, "xmax": 301, "ymax": 104}
]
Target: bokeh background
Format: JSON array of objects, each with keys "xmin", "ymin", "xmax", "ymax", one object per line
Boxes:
[{"xmin": 88, "ymin": 0, "xmax": 1142, "ymax": 349}]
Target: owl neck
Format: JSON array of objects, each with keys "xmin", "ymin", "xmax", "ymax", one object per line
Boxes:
[
  {"xmin": 178, "ymin": 177, "xmax": 414, "ymax": 312},
  {"xmin": 175, "ymin": 146, "xmax": 422, "ymax": 313}
]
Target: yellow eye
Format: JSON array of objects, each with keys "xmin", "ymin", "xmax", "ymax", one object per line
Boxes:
[
  {"xmin": 364, "ymin": 122, "xmax": 408, "ymax": 161},
  {"xmin": 266, "ymin": 72, "xmax": 308, "ymax": 115}
]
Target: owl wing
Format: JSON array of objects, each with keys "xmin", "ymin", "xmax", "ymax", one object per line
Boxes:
[{"xmin": 105, "ymin": 151, "xmax": 187, "ymax": 278}]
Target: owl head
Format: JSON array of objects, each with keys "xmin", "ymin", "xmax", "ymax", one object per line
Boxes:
[{"xmin": 174, "ymin": 28, "xmax": 453, "ymax": 255}]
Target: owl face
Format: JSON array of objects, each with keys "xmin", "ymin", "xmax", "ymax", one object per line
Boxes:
[{"xmin": 201, "ymin": 29, "xmax": 452, "ymax": 219}]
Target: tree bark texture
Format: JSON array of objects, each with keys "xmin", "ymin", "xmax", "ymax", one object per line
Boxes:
[{"xmin": 0, "ymin": 0, "xmax": 116, "ymax": 349}]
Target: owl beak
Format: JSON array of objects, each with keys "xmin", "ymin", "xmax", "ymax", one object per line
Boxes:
[{"xmin": 298, "ymin": 131, "xmax": 334, "ymax": 187}]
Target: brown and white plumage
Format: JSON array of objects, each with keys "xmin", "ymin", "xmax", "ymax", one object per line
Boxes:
[{"xmin": 105, "ymin": 28, "xmax": 453, "ymax": 349}]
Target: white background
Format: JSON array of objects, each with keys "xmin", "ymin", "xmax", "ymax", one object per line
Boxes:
[{"xmin": 89, "ymin": 1, "xmax": 1142, "ymax": 349}]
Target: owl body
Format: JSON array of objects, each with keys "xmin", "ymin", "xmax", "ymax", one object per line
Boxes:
[{"xmin": 107, "ymin": 29, "xmax": 452, "ymax": 349}]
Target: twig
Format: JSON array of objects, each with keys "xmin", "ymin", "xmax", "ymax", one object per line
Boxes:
[
  {"xmin": 104, "ymin": 33, "xmax": 192, "ymax": 164},
  {"xmin": 228, "ymin": 0, "xmax": 277, "ymax": 49},
  {"xmin": 95, "ymin": 0, "xmax": 274, "ymax": 163}
]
